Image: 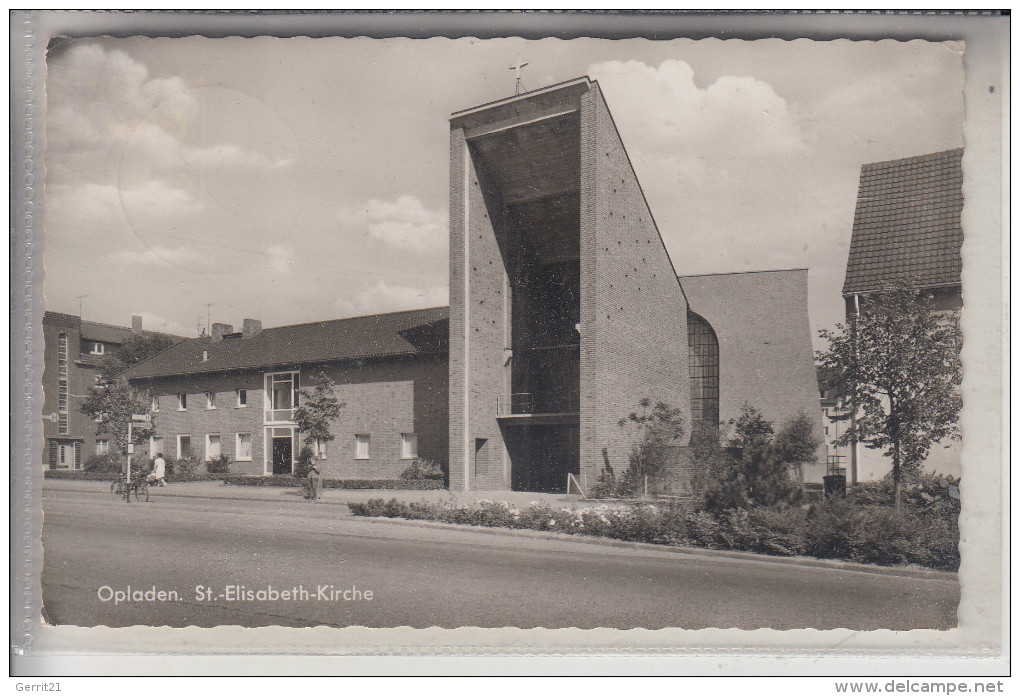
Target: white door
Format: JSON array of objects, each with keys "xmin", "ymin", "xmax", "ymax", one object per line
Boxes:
[{"xmin": 57, "ymin": 443, "xmax": 75, "ymax": 469}]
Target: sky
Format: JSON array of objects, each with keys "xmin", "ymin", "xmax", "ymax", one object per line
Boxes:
[{"xmin": 44, "ymin": 36, "xmax": 964, "ymax": 349}]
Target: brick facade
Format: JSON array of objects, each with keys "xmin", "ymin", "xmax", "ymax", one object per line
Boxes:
[
  {"xmin": 41, "ymin": 311, "xmax": 179, "ymax": 469},
  {"xmin": 448, "ymin": 79, "xmax": 689, "ymax": 492},
  {"xmin": 136, "ymin": 356, "xmax": 449, "ymax": 479},
  {"xmin": 580, "ymin": 84, "xmax": 689, "ymax": 486}
]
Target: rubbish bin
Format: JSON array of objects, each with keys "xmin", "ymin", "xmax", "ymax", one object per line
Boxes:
[{"xmin": 823, "ymin": 473, "xmax": 847, "ymax": 498}]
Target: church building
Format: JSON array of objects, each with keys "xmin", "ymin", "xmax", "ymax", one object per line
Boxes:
[
  {"xmin": 446, "ymin": 77, "xmax": 821, "ymax": 492},
  {"xmin": 121, "ymin": 76, "xmax": 823, "ymax": 493}
]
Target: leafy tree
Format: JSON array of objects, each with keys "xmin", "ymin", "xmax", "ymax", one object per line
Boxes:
[
  {"xmin": 98, "ymin": 332, "xmax": 178, "ymax": 381},
  {"xmin": 618, "ymin": 398, "xmax": 686, "ymax": 483},
  {"xmin": 817, "ymin": 280, "xmax": 962, "ymax": 510},
  {"xmin": 773, "ymin": 413, "xmax": 822, "ymax": 483},
  {"xmin": 79, "ymin": 380, "xmax": 154, "ymax": 456},
  {"xmin": 293, "ymin": 372, "xmax": 346, "ymax": 459}
]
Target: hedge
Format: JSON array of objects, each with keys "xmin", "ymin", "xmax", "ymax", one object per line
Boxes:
[
  {"xmin": 44, "ymin": 470, "xmax": 225, "ymax": 482},
  {"xmin": 222, "ymin": 474, "xmax": 444, "ymax": 490},
  {"xmin": 348, "ymin": 497, "xmax": 959, "ymax": 572}
]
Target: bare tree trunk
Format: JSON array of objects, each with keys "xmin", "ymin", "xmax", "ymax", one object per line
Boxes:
[
  {"xmin": 893, "ymin": 440, "xmax": 901, "ymax": 513},
  {"xmin": 890, "ymin": 395, "xmax": 901, "ymax": 513}
]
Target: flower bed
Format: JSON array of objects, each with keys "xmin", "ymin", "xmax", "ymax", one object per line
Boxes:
[
  {"xmin": 347, "ymin": 498, "xmax": 959, "ymax": 571},
  {"xmin": 222, "ymin": 475, "xmax": 443, "ymax": 490}
]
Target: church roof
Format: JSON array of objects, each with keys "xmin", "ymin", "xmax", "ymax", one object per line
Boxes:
[
  {"xmin": 121, "ymin": 306, "xmax": 449, "ymax": 380},
  {"xmin": 842, "ymin": 148, "xmax": 963, "ymax": 296}
]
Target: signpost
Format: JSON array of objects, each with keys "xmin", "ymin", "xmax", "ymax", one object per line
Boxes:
[{"xmin": 126, "ymin": 414, "xmax": 151, "ymax": 483}]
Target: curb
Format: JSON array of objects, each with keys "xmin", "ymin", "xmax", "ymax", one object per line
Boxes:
[
  {"xmin": 349, "ymin": 515, "xmax": 959, "ymax": 582},
  {"xmin": 45, "ymin": 482, "xmax": 349, "ymax": 507}
]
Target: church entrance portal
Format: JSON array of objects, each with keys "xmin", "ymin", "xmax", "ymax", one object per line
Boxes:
[{"xmin": 504, "ymin": 423, "xmax": 580, "ymax": 493}]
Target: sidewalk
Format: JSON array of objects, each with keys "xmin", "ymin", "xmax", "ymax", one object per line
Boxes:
[{"xmin": 42, "ymin": 477, "xmax": 586, "ymax": 509}]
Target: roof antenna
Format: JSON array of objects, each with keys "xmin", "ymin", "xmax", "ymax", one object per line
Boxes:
[
  {"xmin": 509, "ymin": 58, "xmax": 529, "ymax": 95},
  {"xmin": 75, "ymin": 295, "xmax": 87, "ymax": 319}
]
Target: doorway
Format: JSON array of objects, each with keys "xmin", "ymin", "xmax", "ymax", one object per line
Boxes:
[
  {"xmin": 270, "ymin": 429, "xmax": 294, "ymax": 475},
  {"xmin": 507, "ymin": 423, "xmax": 579, "ymax": 493}
]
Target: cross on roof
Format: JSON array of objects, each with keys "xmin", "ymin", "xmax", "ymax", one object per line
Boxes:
[{"xmin": 509, "ymin": 58, "xmax": 529, "ymax": 95}]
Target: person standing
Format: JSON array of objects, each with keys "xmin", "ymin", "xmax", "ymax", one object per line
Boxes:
[
  {"xmin": 151, "ymin": 452, "xmax": 167, "ymax": 487},
  {"xmin": 306, "ymin": 462, "xmax": 322, "ymax": 501}
]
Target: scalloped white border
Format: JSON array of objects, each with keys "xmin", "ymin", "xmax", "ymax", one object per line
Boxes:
[{"xmin": 10, "ymin": 10, "xmax": 1008, "ymax": 675}]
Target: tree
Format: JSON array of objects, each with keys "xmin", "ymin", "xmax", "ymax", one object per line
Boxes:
[
  {"xmin": 79, "ymin": 380, "xmax": 155, "ymax": 456},
  {"xmin": 293, "ymin": 372, "xmax": 346, "ymax": 459},
  {"xmin": 98, "ymin": 332, "xmax": 178, "ymax": 382},
  {"xmin": 817, "ymin": 280, "xmax": 962, "ymax": 510},
  {"xmin": 618, "ymin": 398, "xmax": 686, "ymax": 482},
  {"xmin": 703, "ymin": 405, "xmax": 817, "ymax": 510}
]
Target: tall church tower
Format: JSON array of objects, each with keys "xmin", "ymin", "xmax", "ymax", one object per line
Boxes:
[{"xmin": 447, "ymin": 77, "xmax": 689, "ymax": 493}]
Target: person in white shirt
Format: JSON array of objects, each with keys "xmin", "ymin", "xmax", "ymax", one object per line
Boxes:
[{"xmin": 150, "ymin": 453, "xmax": 167, "ymax": 487}]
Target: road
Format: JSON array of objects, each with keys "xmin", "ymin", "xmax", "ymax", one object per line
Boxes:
[{"xmin": 41, "ymin": 488, "xmax": 959, "ymax": 630}]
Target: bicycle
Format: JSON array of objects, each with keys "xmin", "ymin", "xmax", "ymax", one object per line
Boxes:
[{"xmin": 110, "ymin": 474, "xmax": 149, "ymax": 503}]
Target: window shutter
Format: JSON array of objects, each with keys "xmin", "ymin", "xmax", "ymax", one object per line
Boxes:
[
  {"xmin": 74, "ymin": 443, "xmax": 81, "ymax": 470},
  {"xmin": 48, "ymin": 441, "xmax": 56, "ymax": 470}
]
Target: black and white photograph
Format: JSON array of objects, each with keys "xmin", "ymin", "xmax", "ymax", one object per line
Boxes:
[{"xmin": 11, "ymin": 10, "xmax": 1007, "ymax": 676}]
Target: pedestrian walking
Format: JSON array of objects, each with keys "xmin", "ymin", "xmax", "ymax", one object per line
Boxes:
[{"xmin": 151, "ymin": 452, "xmax": 167, "ymax": 487}]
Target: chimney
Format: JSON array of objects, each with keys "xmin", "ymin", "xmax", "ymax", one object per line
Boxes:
[
  {"xmin": 210, "ymin": 322, "xmax": 233, "ymax": 343},
  {"xmin": 131, "ymin": 315, "xmax": 143, "ymax": 333},
  {"xmin": 242, "ymin": 318, "xmax": 263, "ymax": 339}
]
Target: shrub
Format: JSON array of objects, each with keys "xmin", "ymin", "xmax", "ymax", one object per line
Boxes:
[
  {"xmin": 294, "ymin": 446, "xmax": 316, "ymax": 478},
  {"xmin": 702, "ymin": 407, "xmax": 815, "ymax": 511},
  {"xmin": 221, "ymin": 475, "xmax": 444, "ymax": 490},
  {"xmin": 166, "ymin": 455, "xmax": 200, "ymax": 479},
  {"xmin": 347, "ymin": 494, "xmax": 958, "ymax": 571},
  {"xmin": 205, "ymin": 454, "xmax": 232, "ymax": 475},
  {"xmin": 399, "ymin": 458, "xmax": 445, "ymax": 481},
  {"xmin": 83, "ymin": 453, "xmax": 123, "ymax": 474}
]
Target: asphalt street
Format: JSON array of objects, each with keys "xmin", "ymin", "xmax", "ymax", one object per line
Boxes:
[{"xmin": 41, "ymin": 487, "xmax": 959, "ymax": 630}]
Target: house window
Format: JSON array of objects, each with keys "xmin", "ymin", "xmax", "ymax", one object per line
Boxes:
[
  {"xmin": 206, "ymin": 434, "xmax": 221, "ymax": 460},
  {"xmin": 265, "ymin": 371, "xmax": 299, "ymax": 422},
  {"xmin": 150, "ymin": 436, "xmax": 163, "ymax": 458},
  {"xmin": 57, "ymin": 333, "xmax": 69, "ymax": 435},
  {"xmin": 90, "ymin": 342, "xmax": 104, "ymax": 355},
  {"xmin": 152, "ymin": 395, "xmax": 159, "ymax": 412},
  {"xmin": 354, "ymin": 434, "xmax": 370, "ymax": 460},
  {"xmin": 312, "ymin": 439, "xmax": 327, "ymax": 460},
  {"xmin": 177, "ymin": 434, "xmax": 192, "ymax": 459},
  {"xmin": 202, "ymin": 350, "xmax": 209, "ymax": 362},
  {"xmin": 236, "ymin": 433, "xmax": 252, "ymax": 462},
  {"xmin": 205, "ymin": 391, "xmax": 216, "ymax": 410},
  {"xmin": 178, "ymin": 393, "xmax": 187, "ymax": 411},
  {"xmin": 687, "ymin": 312, "xmax": 720, "ymax": 426},
  {"xmin": 236, "ymin": 388, "xmax": 247, "ymax": 407},
  {"xmin": 95, "ymin": 439, "xmax": 109, "ymax": 455},
  {"xmin": 400, "ymin": 433, "xmax": 418, "ymax": 460}
]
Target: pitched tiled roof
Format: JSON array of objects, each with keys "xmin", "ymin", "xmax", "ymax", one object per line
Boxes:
[
  {"xmin": 121, "ymin": 306, "xmax": 450, "ymax": 380},
  {"xmin": 843, "ymin": 148, "xmax": 963, "ymax": 295}
]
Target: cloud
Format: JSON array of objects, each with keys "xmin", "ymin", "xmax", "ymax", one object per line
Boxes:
[
  {"xmin": 337, "ymin": 194, "xmax": 447, "ymax": 253},
  {"xmin": 104, "ymin": 244, "xmax": 208, "ymax": 268},
  {"xmin": 48, "ymin": 43, "xmax": 293, "ymax": 186},
  {"xmin": 590, "ymin": 60, "xmax": 808, "ymax": 163},
  {"xmin": 181, "ymin": 143, "xmax": 295, "ymax": 171},
  {"xmin": 336, "ymin": 280, "xmax": 448, "ymax": 317},
  {"xmin": 47, "ymin": 180, "xmax": 203, "ymax": 226},
  {"xmin": 264, "ymin": 244, "xmax": 296, "ymax": 276}
]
